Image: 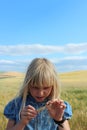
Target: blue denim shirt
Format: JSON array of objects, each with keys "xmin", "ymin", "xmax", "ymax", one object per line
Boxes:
[{"xmin": 4, "ymin": 95, "xmax": 72, "ymax": 130}]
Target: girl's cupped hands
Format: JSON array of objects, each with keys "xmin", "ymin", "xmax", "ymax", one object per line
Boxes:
[
  {"xmin": 20, "ymin": 105, "xmax": 38, "ymax": 125},
  {"xmin": 46, "ymin": 99, "xmax": 66, "ymax": 121}
]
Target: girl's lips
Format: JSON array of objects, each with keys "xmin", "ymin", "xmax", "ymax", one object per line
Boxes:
[{"xmin": 36, "ymin": 97, "xmax": 45, "ymax": 101}]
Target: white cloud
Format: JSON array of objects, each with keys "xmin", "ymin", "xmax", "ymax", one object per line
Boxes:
[
  {"xmin": 65, "ymin": 43, "xmax": 87, "ymax": 54},
  {"xmin": 0, "ymin": 60, "xmax": 16, "ymax": 64},
  {"xmin": 49, "ymin": 56, "xmax": 87, "ymax": 64},
  {"xmin": 0, "ymin": 43, "xmax": 87, "ymax": 56},
  {"xmin": 0, "ymin": 44, "xmax": 63, "ymax": 55},
  {"xmin": 0, "ymin": 43, "xmax": 87, "ymax": 72},
  {"xmin": 0, "ymin": 55, "xmax": 87, "ymax": 72}
]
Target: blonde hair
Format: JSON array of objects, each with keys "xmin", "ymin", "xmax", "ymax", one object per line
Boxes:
[{"xmin": 18, "ymin": 58, "xmax": 61, "ymax": 109}]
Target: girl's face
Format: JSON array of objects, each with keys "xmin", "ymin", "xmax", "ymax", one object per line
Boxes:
[{"xmin": 29, "ymin": 86, "xmax": 52, "ymax": 102}]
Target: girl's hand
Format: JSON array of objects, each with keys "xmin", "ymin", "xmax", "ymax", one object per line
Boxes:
[
  {"xmin": 46, "ymin": 99, "xmax": 66, "ymax": 121},
  {"xmin": 20, "ymin": 105, "xmax": 38, "ymax": 126}
]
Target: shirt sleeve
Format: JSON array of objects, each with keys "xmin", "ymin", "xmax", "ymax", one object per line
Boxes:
[
  {"xmin": 3, "ymin": 99, "xmax": 16, "ymax": 120},
  {"xmin": 63, "ymin": 101, "xmax": 72, "ymax": 120}
]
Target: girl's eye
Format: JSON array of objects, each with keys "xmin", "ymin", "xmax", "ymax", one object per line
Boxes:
[
  {"xmin": 32, "ymin": 86, "xmax": 51, "ymax": 90},
  {"xmin": 44, "ymin": 87, "xmax": 50, "ymax": 90},
  {"xmin": 32, "ymin": 87, "xmax": 38, "ymax": 89}
]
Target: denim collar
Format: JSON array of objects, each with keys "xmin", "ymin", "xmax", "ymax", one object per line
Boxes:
[{"xmin": 26, "ymin": 94, "xmax": 49, "ymax": 108}]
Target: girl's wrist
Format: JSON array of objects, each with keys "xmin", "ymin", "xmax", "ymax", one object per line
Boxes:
[
  {"xmin": 53, "ymin": 117, "xmax": 66, "ymax": 128},
  {"xmin": 19, "ymin": 119, "xmax": 27, "ymax": 128},
  {"xmin": 54, "ymin": 116, "xmax": 63, "ymax": 121}
]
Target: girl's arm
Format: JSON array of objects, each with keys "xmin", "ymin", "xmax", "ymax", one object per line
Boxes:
[
  {"xmin": 58, "ymin": 120, "xmax": 70, "ymax": 130},
  {"xmin": 6, "ymin": 105, "xmax": 38, "ymax": 130},
  {"xmin": 46, "ymin": 99, "xmax": 71, "ymax": 130},
  {"xmin": 6, "ymin": 119, "xmax": 25, "ymax": 130}
]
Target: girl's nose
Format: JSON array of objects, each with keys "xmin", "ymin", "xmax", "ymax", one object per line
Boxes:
[{"xmin": 38, "ymin": 90, "xmax": 44, "ymax": 96}]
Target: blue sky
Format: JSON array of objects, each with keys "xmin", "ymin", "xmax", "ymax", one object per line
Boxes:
[{"xmin": 0, "ymin": 0, "xmax": 87, "ymax": 73}]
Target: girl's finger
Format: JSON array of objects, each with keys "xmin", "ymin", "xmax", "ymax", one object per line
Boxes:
[{"xmin": 25, "ymin": 105, "xmax": 36, "ymax": 111}]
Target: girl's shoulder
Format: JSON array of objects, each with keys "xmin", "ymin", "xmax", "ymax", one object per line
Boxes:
[
  {"xmin": 5, "ymin": 96, "xmax": 22, "ymax": 108},
  {"xmin": 3, "ymin": 96, "xmax": 22, "ymax": 120},
  {"xmin": 64, "ymin": 101, "xmax": 73, "ymax": 119}
]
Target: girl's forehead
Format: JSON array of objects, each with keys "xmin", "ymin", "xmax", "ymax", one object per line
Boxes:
[
  {"xmin": 32, "ymin": 85, "xmax": 52, "ymax": 88},
  {"xmin": 29, "ymin": 73, "xmax": 54, "ymax": 88},
  {"xmin": 29, "ymin": 83, "xmax": 53, "ymax": 89}
]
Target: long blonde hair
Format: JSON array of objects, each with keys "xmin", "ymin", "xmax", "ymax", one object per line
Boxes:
[{"xmin": 18, "ymin": 58, "xmax": 61, "ymax": 109}]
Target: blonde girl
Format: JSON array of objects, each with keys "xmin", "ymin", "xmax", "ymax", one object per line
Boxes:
[{"xmin": 4, "ymin": 58, "xmax": 72, "ymax": 130}]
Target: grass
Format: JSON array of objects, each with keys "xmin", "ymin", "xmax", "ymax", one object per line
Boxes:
[
  {"xmin": 0, "ymin": 71, "xmax": 87, "ymax": 130},
  {"xmin": 61, "ymin": 87, "xmax": 87, "ymax": 130},
  {"xmin": 60, "ymin": 70, "xmax": 87, "ymax": 130}
]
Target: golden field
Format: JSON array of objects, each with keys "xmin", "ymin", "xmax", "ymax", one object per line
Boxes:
[{"xmin": 0, "ymin": 70, "xmax": 87, "ymax": 130}]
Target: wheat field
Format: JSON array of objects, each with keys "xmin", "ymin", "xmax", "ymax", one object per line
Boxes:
[{"xmin": 0, "ymin": 71, "xmax": 87, "ymax": 130}]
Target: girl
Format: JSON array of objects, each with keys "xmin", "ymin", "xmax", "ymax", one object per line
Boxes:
[{"xmin": 4, "ymin": 58, "xmax": 72, "ymax": 130}]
